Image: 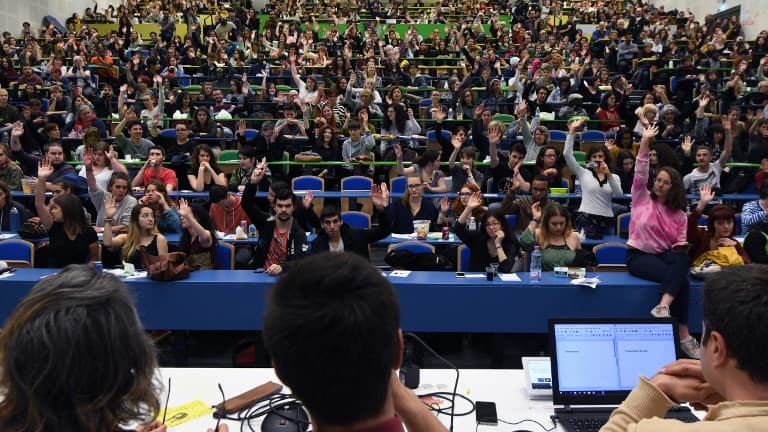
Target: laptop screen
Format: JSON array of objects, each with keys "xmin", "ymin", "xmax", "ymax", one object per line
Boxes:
[{"xmin": 549, "ymin": 318, "xmax": 680, "ymax": 406}]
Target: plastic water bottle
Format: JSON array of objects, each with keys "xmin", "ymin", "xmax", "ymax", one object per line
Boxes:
[
  {"xmin": 447, "ymin": 107, "xmax": 454, "ymax": 120},
  {"xmin": 535, "ymin": 107, "xmax": 541, "ymax": 119},
  {"xmin": 9, "ymin": 207, "xmax": 20, "ymax": 232},
  {"xmin": 574, "ymin": 178, "xmax": 581, "ymax": 194},
  {"xmin": 468, "ymin": 216, "xmax": 477, "ymax": 231},
  {"xmin": 530, "ymin": 245, "xmax": 543, "ymax": 281}
]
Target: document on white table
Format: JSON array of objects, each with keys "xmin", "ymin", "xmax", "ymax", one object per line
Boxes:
[{"xmin": 389, "ymin": 270, "xmax": 412, "ymax": 277}]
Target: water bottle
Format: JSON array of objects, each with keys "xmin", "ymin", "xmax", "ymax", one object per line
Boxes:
[
  {"xmin": 447, "ymin": 107, "xmax": 454, "ymax": 120},
  {"xmin": 574, "ymin": 178, "xmax": 581, "ymax": 194},
  {"xmin": 530, "ymin": 245, "xmax": 543, "ymax": 281},
  {"xmin": 240, "ymin": 220, "xmax": 248, "ymax": 233},
  {"xmin": 535, "ymin": 107, "xmax": 541, "ymax": 119},
  {"xmin": 9, "ymin": 207, "xmax": 20, "ymax": 232},
  {"xmin": 468, "ymin": 216, "xmax": 477, "ymax": 231},
  {"xmin": 248, "ymin": 224, "xmax": 257, "ymax": 238}
]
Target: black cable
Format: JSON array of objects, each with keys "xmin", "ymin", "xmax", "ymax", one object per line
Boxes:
[
  {"xmin": 405, "ymin": 332, "xmax": 459, "ymax": 432},
  {"xmin": 474, "ymin": 416, "xmax": 558, "ymax": 432},
  {"xmin": 418, "ymin": 391, "xmax": 475, "ymax": 417},
  {"xmin": 161, "ymin": 377, "xmax": 171, "ymax": 424}
]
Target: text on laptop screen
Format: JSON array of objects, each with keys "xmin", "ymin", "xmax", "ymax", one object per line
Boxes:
[{"xmin": 554, "ymin": 323, "xmax": 677, "ymax": 395}]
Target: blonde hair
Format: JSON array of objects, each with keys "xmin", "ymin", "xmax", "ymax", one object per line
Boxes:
[{"xmin": 122, "ymin": 205, "xmax": 160, "ymax": 262}]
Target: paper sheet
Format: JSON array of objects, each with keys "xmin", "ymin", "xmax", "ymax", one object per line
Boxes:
[
  {"xmin": 0, "ymin": 233, "xmax": 17, "ymax": 239},
  {"xmin": 389, "ymin": 270, "xmax": 412, "ymax": 277},
  {"xmin": 571, "ymin": 277, "xmax": 601, "ymax": 289},
  {"xmin": 159, "ymin": 400, "xmax": 213, "ymax": 428},
  {"xmin": 498, "ymin": 273, "xmax": 522, "ymax": 282}
]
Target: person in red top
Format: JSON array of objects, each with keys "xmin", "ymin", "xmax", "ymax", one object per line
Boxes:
[
  {"xmin": 131, "ymin": 146, "xmax": 178, "ymax": 193},
  {"xmin": 209, "ymin": 184, "xmax": 253, "ymax": 268}
]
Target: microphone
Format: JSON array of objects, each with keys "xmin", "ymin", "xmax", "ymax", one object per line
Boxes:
[{"xmin": 404, "ymin": 332, "xmax": 459, "ymax": 432}]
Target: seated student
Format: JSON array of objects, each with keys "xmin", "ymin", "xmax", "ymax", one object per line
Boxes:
[
  {"xmin": 447, "ymin": 141, "xmax": 484, "ymax": 193},
  {"xmin": 0, "ymin": 143, "xmax": 22, "ymax": 191},
  {"xmin": 131, "ymin": 146, "xmax": 178, "ymax": 193},
  {"xmin": 520, "ymin": 201, "xmax": 582, "ymax": 271},
  {"xmin": 0, "ymin": 265, "xmax": 161, "ymax": 432},
  {"xmin": 682, "ymin": 121, "xmax": 733, "ymax": 194},
  {"xmin": 10, "ymin": 126, "xmax": 75, "ymax": 189},
  {"xmin": 187, "ymin": 143, "xmax": 227, "ymax": 192},
  {"xmin": 437, "ymin": 182, "xmax": 486, "ymax": 226},
  {"xmin": 311, "ymin": 184, "xmax": 391, "ymax": 260},
  {"xmin": 389, "ymin": 175, "xmax": 439, "ymax": 234},
  {"xmin": 0, "ymin": 180, "xmax": 30, "ymax": 231},
  {"xmin": 228, "ymin": 145, "xmax": 257, "ymax": 192},
  {"xmin": 600, "ymin": 265, "xmax": 768, "ymax": 431},
  {"xmin": 498, "ymin": 174, "xmax": 551, "ymax": 233},
  {"xmin": 113, "ymin": 118, "xmax": 153, "ymax": 159},
  {"xmin": 77, "ymin": 142, "xmax": 128, "ymax": 191},
  {"xmin": 209, "ymin": 184, "xmax": 253, "ymax": 268},
  {"xmin": 263, "ymin": 253, "xmax": 449, "ymax": 432},
  {"xmin": 395, "ymin": 145, "xmax": 447, "ymax": 194},
  {"xmin": 242, "ymin": 187, "xmax": 308, "ymax": 275},
  {"xmin": 533, "ymin": 145, "xmax": 565, "ymax": 189},
  {"xmin": 103, "ymin": 203, "xmax": 169, "ymax": 269},
  {"xmin": 341, "ymin": 119, "xmax": 376, "ymax": 176},
  {"xmin": 177, "ymin": 198, "xmax": 217, "ymax": 269},
  {"xmin": 35, "ymin": 160, "xmax": 98, "ymax": 268},
  {"xmin": 85, "ymin": 154, "xmax": 136, "ymax": 233},
  {"xmin": 137, "ymin": 180, "xmax": 182, "ymax": 234},
  {"xmin": 453, "ymin": 192, "xmax": 523, "ymax": 273},
  {"xmin": 741, "ymin": 180, "xmax": 768, "ymax": 234},
  {"xmin": 688, "ymin": 184, "xmax": 750, "ymax": 267}
]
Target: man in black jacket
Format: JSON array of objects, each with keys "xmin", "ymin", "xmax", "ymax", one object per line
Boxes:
[
  {"xmin": 243, "ymin": 186, "xmax": 308, "ymax": 275},
  {"xmin": 311, "ymin": 183, "xmax": 391, "ymax": 260}
]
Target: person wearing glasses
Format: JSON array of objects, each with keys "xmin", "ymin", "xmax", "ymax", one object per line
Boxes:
[
  {"xmin": 103, "ymin": 202, "xmax": 168, "ymax": 269},
  {"xmin": 311, "ymin": 183, "xmax": 391, "ymax": 260},
  {"xmin": 498, "ymin": 174, "xmax": 551, "ymax": 233},
  {"xmin": 454, "ymin": 192, "xmax": 523, "ymax": 273},
  {"xmin": 437, "ymin": 182, "xmax": 485, "ymax": 226},
  {"xmin": 149, "ymin": 117, "xmax": 198, "ymax": 190},
  {"xmin": 626, "ymin": 123, "xmax": 700, "ymax": 359},
  {"xmin": 84, "ymin": 149, "xmax": 135, "ymax": 234},
  {"xmin": 131, "ymin": 146, "xmax": 178, "ymax": 193},
  {"xmin": 388, "ymin": 175, "xmax": 439, "ymax": 234},
  {"xmin": 0, "ymin": 265, "xmax": 162, "ymax": 432}
]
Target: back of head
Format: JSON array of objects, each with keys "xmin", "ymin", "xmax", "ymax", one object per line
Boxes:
[
  {"xmin": 703, "ymin": 264, "xmax": 768, "ymax": 384},
  {"xmin": 264, "ymin": 253, "xmax": 400, "ymax": 426},
  {"xmin": 0, "ymin": 265, "xmax": 159, "ymax": 432}
]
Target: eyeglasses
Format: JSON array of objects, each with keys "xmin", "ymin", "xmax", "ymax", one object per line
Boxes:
[
  {"xmin": 654, "ymin": 178, "xmax": 672, "ymax": 186},
  {"xmin": 485, "ymin": 221, "xmax": 501, "ymax": 227},
  {"xmin": 543, "ymin": 153, "xmax": 556, "ymax": 158},
  {"xmin": 458, "ymin": 192, "xmax": 473, "ymax": 197},
  {"xmin": 407, "ymin": 184, "xmax": 422, "ymax": 189}
]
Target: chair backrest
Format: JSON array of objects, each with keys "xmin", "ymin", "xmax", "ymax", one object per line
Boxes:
[
  {"xmin": 341, "ymin": 175, "xmax": 373, "ymax": 191},
  {"xmin": 505, "ymin": 214, "xmax": 518, "ymax": 229},
  {"xmin": 243, "ymin": 129, "xmax": 259, "ymax": 141},
  {"xmin": 218, "ymin": 149, "xmax": 240, "ymax": 162},
  {"xmin": 390, "ymin": 176, "xmax": 407, "ymax": 195},
  {"xmin": 0, "ymin": 239, "xmax": 35, "ymax": 267},
  {"xmin": 593, "ymin": 242, "xmax": 628, "ymax": 265},
  {"xmin": 387, "ymin": 241, "xmax": 435, "ymax": 254},
  {"xmin": 549, "ymin": 130, "xmax": 568, "ymax": 141},
  {"xmin": 341, "ymin": 211, "xmax": 371, "ymax": 229},
  {"xmin": 215, "ymin": 242, "xmax": 236, "ymax": 270},
  {"xmin": 457, "ymin": 244, "xmax": 470, "ymax": 272},
  {"xmin": 292, "ymin": 175, "xmax": 325, "ymax": 192},
  {"xmin": 426, "ymin": 129, "xmax": 452, "ymax": 142},
  {"xmin": 581, "ymin": 130, "xmax": 606, "ymax": 142},
  {"xmin": 616, "ymin": 212, "xmax": 631, "ymax": 238},
  {"xmin": 160, "ymin": 129, "xmax": 177, "ymax": 139}
]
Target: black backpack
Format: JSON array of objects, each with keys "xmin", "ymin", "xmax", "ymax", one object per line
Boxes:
[{"xmin": 385, "ymin": 249, "xmax": 451, "ymax": 271}]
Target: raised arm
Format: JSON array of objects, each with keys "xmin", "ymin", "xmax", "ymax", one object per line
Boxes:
[
  {"xmin": 35, "ymin": 160, "xmax": 54, "ymax": 230},
  {"xmin": 447, "ymin": 133, "xmax": 462, "ymax": 169},
  {"xmin": 488, "ymin": 121, "xmax": 503, "ymax": 169},
  {"xmin": 178, "ymin": 198, "xmax": 213, "ymax": 248},
  {"xmin": 718, "ymin": 115, "xmax": 734, "ymax": 166},
  {"xmin": 563, "ymin": 117, "xmax": 586, "ymax": 175}
]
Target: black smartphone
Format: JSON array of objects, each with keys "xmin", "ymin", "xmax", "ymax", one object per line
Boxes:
[
  {"xmin": 455, "ymin": 272, "xmax": 466, "ymax": 278},
  {"xmin": 475, "ymin": 401, "xmax": 498, "ymax": 426}
]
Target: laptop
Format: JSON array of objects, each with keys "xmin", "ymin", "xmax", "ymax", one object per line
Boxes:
[{"xmin": 549, "ymin": 318, "xmax": 699, "ymax": 432}]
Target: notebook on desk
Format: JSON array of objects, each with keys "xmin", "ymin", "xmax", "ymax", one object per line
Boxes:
[{"xmin": 549, "ymin": 318, "xmax": 699, "ymax": 432}]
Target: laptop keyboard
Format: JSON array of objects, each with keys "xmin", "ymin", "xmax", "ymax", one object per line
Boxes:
[{"xmin": 562, "ymin": 408, "xmax": 699, "ymax": 432}]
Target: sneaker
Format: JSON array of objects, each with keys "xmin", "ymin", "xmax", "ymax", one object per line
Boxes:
[
  {"xmin": 680, "ymin": 336, "xmax": 701, "ymax": 359},
  {"xmin": 650, "ymin": 305, "xmax": 671, "ymax": 318}
]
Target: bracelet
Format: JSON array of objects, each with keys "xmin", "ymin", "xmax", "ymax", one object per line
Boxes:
[{"xmin": 104, "ymin": 218, "xmax": 114, "ymax": 224}]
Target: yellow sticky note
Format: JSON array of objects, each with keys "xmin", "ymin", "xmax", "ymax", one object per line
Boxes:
[{"xmin": 160, "ymin": 400, "xmax": 214, "ymax": 428}]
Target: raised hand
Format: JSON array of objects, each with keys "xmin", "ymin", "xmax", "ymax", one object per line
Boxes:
[
  {"xmin": 451, "ymin": 133, "xmax": 463, "ymax": 150},
  {"xmin": 432, "ymin": 107, "xmax": 445, "ymax": 121},
  {"xmin": 567, "ymin": 116, "xmax": 586, "ymax": 133},
  {"xmin": 642, "ymin": 124, "xmax": 659, "ymax": 140},
  {"xmin": 104, "ymin": 194, "xmax": 119, "ymax": 219},
  {"xmin": 721, "ymin": 115, "xmax": 732, "ymax": 133},
  {"xmin": 238, "ymin": 119, "xmax": 246, "ymax": 135},
  {"xmin": 699, "ymin": 183, "xmax": 715, "ymax": 206},
  {"xmin": 488, "ymin": 124, "xmax": 502, "ymax": 146},
  {"xmin": 517, "ymin": 99, "xmax": 528, "ymax": 117},
  {"xmin": 178, "ymin": 198, "xmax": 191, "ymax": 218},
  {"xmin": 604, "ymin": 138, "xmax": 616, "ymax": 151},
  {"xmin": 531, "ymin": 201, "xmax": 542, "ymax": 221},
  {"xmin": 10, "ymin": 121, "xmax": 23, "ymax": 138},
  {"xmin": 682, "ymin": 135, "xmax": 695, "ymax": 153},
  {"xmin": 302, "ymin": 190, "xmax": 313, "ymax": 209},
  {"xmin": 37, "ymin": 158, "xmax": 54, "ymax": 179},
  {"xmin": 466, "ymin": 191, "xmax": 483, "ymax": 210},
  {"xmin": 84, "ymin": 150, "xmax": 94, "ymax": 169},
  {"xmin": 440, "ymin": 195, "xmax": 450, "ymax": 214}
]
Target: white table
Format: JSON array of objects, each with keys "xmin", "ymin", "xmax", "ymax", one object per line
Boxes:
[{"xmin": 154, "ymin": 368, "xmax": 560, "ymax": 432}]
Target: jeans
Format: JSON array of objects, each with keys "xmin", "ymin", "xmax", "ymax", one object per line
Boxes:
[{"xmin": 626, "ymin": 248, "xmax": 691, "ymax": 324}]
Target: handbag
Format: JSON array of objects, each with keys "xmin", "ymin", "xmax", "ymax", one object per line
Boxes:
[
  {"xmin": 18, "ymin": 219, "xmax": 48, "ymax": 239},
  {"xmin": 140, "ymin": 247, "xmax": 199, "ymax": 281},
  {"xmin": 294, "ymin": 151, "xmax": 323, "ymax": 162}
]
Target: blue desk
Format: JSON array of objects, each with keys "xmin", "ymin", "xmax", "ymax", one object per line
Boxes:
[{"xmin": 0, "ymin": 269, "xmax": 703, "ymax": 333}]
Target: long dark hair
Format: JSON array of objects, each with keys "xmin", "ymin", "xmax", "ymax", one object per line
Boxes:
[
  {"xmin": 52, "ymin": 193, "xmax": 88, "ymax": 236},
  {"xmin": 190, "ymin": 143, "xmax": 222, "ymax": 172},
  {"xmin": 179, "ymin": 202, "xmax": 218, "ymax": 253},
  {"xmin": 382, "ymin": 103, "xmax": 407, "ymax": 134},
  {"xmin": 480, "ymin": 208, "xmax": 521, "ymax": 256},
  {"xmin": 652, "ymin": 166, "xmax": 687, "ymax": 211},
  {"xmin": 0, "ymin": 265, "xmax": 160, "ymax": 432}
]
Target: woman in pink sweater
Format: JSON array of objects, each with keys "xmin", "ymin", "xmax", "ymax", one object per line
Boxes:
[{"xmin": 626, "ymin": 124, "xmax": 700, "ymax": 359}]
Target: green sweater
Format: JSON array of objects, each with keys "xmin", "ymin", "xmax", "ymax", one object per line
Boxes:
[{"xmin": 520, "ymin": 227, "xmax": 576, "ymax": 271}]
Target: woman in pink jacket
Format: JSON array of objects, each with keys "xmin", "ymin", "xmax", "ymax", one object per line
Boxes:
[{"xmin": 626, "ymin": 123, "xmax": 700, "ymax": 359}]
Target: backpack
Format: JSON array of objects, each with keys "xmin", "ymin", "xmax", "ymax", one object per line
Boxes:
[{"xmin": 384, "ymin": 249, "xmax": 451, "ymax": 271}]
